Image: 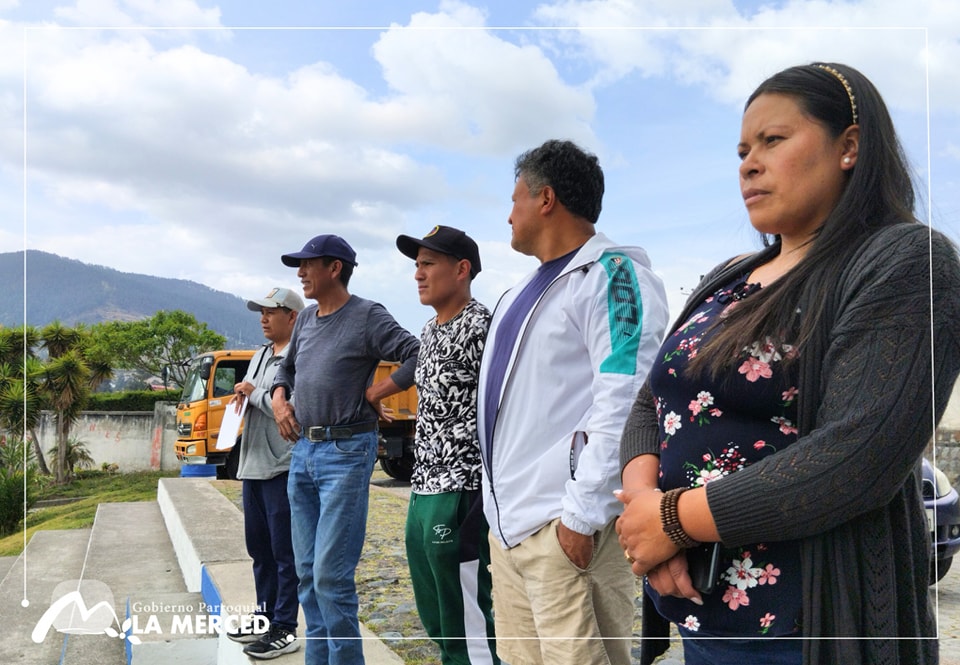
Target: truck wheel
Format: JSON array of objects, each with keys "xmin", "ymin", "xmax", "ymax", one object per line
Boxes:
[
  {"xmin": 932, "ymin": 556, "xmax": 953, "ymax": 584},
  {"xmin": 379, "ymin": 454, "xmax": 414, "ymax": 482}
]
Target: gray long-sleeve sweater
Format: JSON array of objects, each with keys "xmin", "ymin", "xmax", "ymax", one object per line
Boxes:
[{"xmin": 272, "ymin": 295, "xmax": 420, "ymax": 430}]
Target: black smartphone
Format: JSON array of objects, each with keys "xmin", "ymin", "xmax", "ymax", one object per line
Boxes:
[{"xmin": 687, "ymin": 542, "xmax": 722, "ymax": 595}]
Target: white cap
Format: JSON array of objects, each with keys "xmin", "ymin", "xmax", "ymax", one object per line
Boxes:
[{"xmin": 246, "ymin": 287, "xmax": 305, "ymax": 312}]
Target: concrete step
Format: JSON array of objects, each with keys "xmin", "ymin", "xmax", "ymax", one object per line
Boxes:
[
  {"xmin": 61, "ymin": 501, "xmax": 214, "ymax": 664},
  {"xmin": 0, "ymin": 478, "xmax": 404, "ymax": 665},
  {"xmin": 207, "ymin": 560, "xmax": 304, "ymax": 664},
  {"xmin": 159, "ymin": 477, "xmax": 402, "ymax": 664},
  {"xmin": 0, "ymin": 554, "xmax": 16, "ymax": 582},
  {"xmin": 0, "ymin": 529, "xmax": 93, "ymax": 664},
  {"xmin": 157, "ymin": 478, "xmax": 249, "ymax": 594}
]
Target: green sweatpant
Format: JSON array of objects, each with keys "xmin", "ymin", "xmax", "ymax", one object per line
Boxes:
[{"xmin": 405, "ymin": 489, "xmax": 499, "ymax": 665}]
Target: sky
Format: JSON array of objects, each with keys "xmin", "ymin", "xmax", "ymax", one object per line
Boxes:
[{"xmin": 1, "ymin": 0, "xmax": 958, "ymax": 336}]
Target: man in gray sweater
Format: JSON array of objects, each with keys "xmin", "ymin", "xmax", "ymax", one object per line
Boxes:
[
  {"xmin": 227, "ymin": 287, "xmax": 304, "ymax": 658},
  {"xmin": 270, "ymin": 234, "xmax": 420, "ymax": 665}
]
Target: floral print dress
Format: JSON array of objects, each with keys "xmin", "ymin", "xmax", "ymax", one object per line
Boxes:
[{"xmin": 647, "ymin": 276, "xmax": 802, "ymax": 638}]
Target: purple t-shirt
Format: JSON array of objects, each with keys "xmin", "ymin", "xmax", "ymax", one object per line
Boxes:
[{"xmin": 481, "ymin": 248, "xmax": 578, "ymax": 468}]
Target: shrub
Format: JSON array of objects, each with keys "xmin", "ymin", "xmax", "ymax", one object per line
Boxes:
[
  {"xmin": 48, "ymin": 437, "xmax": 96, "ymax": 482},
  {"xmin": 0, "ymin": 467, "xmax": 36, "ymax": 536},
  {"xmin": 86, "ymin": 389, "xmax": 179, "ymax": 412},
  {"xmin": 0, "ymin": 435, "xmax": 36, "ymax": 473}
]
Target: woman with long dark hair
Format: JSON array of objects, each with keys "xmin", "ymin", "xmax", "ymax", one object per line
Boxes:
[{"xmin": 617, "ymin": 62, "xmax": 960, "ymax": 665}]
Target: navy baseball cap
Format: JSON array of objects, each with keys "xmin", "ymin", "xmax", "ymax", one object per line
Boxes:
[
  {"xmin": 281, "ymin": 234, "xmax": 358, "ymax": 267},
  {"xmin": 396, "ymin": 225, "xmax": 482, "ymax": 279}
]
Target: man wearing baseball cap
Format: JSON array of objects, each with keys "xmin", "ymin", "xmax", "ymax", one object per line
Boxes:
[
  {"xmin": 227, "ymin": 287, "xmax": 305, "ymax": 658},
  {"xmin": 270, "ymin": 234, "xmax": 420, "ymax": 665},
  {"xmin": 396, "ymin": 225, "xmax": 498, "ymax": 664}
]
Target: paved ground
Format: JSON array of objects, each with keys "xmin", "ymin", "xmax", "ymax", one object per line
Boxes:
[{"xmin": 935, "ymin": 566, "xmax": 960, "ymax": 665}]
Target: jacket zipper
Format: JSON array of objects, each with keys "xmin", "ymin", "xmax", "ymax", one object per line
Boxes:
[{"xmin": 485, "ymin": 257, "xmax": 595, "ymax": 547}]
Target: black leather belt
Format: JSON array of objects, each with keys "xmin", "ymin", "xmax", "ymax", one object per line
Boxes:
[{"xmin": 304, "ymin": 421, "xmax": 378, "ymax": 442}]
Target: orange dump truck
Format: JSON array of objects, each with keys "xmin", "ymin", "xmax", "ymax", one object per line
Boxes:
[{"xmin": 174, "ymin": 351, "xmax": 418, "ymax": 481}]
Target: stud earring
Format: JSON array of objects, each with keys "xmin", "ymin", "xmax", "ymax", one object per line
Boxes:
[{"xmin": 843, "ymin": 157, "xmax": 852, "ymax": 164}]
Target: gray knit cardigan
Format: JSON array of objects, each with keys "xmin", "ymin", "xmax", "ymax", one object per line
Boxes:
[{"xmin": 621, "ymin": 223, "xmax": 960, "ymax": 665}]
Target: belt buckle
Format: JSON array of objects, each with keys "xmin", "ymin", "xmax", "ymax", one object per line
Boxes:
[{"xmin": 306, "ymin": 425, "xmax": 352, "ymax": 442}]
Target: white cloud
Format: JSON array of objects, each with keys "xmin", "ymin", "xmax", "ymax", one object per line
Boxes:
[
  {"xmin": 4, "ymin": 0, "xmax": 959, "ymax": 331},
  {"xmin": 533, "ymin": 0, "xmax": 960, "ymax": 114},
  {"xmin": 371, "ymin": 1, "xmax": 598, "ymax": 154},
  {"xmin": 1, "ymin": 0, "xmax": 608, "ymax": 331},
  {"xmin": 53, "ymin": 0, "xmax": 222, "ymax": 28},
  {"xmin": 17, "ymin": 31, "xmax": 446, "ymax": 238}
]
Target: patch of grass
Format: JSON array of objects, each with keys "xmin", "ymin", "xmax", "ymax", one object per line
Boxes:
[
  {"xmin": 209, "ymin": 479, "xmax": 242, "ymax": 510},
  {"xmin": 0, "ymin": 469, "xmax": 178, "ymax": 557}
]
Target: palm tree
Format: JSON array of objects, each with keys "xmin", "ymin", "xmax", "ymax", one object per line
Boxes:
[
  {"xmin": 0, "ymin": 327, "xmax": 49, "ymax": 475},
  {"xmin": 40, "ymin": 321, "xmax": 83, "ymax": 359},
  {"xmin": 43, "ymin": 348, "xmax": 92, "ymax": 484},
  {"xmin": 0, "ymin": 372, "xmax": 49, "ymax": 475},
  {"xmin": 47, "ymin": 436, "xmax": 95, "ymax": 482},
  {"xmin": 0, "ymin": 323, "xmax": 113, "ymax": 483}
]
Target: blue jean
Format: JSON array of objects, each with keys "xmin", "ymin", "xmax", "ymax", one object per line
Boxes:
[
  {"xmin": 287, "ymin": 431, "xmax": 377, "ymax": 665},
  {"xmin": 242, "ymin": 473, "xmax": 299, "ymax": 630}
]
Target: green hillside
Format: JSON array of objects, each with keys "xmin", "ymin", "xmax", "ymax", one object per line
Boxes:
[{"xmin": 0, "ymin": 250, "xmax": 263, "ymax": 349}]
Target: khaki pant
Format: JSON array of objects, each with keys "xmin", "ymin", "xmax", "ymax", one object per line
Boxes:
[{"xmin": 488, "ymin": 517, "xmax": 635, "ymax": 665}]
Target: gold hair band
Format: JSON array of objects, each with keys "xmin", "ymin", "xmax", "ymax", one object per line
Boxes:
[{"xmin": 816, "ymin": 64, "xmax": 858, "ymax": 125}]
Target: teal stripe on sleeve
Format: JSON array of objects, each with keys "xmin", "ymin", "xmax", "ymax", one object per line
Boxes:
[{"xmin": 598, "ymin": 251, "xmax": 643, "ymax": 375}]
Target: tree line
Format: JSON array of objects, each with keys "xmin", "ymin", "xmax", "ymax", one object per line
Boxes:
[{"xmin": 0, "ymin": 310, "xmax": 225, "ymax": 489}]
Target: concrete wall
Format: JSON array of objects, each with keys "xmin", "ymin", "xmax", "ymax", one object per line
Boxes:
[
  {"xmin": 35, "ymin": 402, "xmax": 181, "ymax": 473},
  {"xmin": 28, "ymin": 386, "xmax": 960, "ymax": 482}
]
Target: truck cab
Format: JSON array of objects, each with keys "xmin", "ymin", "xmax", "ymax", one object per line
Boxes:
[
  {"xmin": 174, "ymin": 350, "xmax": 419, "ymax": 482},
  {"xmin": 374, "ymin": 361, "xmax": 418, "ymax": 481},
  {"xmin": 174, "ymin": 349, "xmax": 254, "ymax": 475}
]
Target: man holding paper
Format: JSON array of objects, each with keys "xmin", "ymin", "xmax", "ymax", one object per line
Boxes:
[{"xmin": 227, "ymin": 286, "xmax": 305, "ymax": 659}]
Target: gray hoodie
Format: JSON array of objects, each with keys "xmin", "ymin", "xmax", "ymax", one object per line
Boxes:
[{"xmin": 237, "ymin": 344, "xmax": 294, "ymax": 480}]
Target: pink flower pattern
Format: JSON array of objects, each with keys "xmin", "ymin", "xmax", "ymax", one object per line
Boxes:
[
  {"xmin": 652, "ymin": 278, "xmax": 799, "ymax": 636},
  {"xmin": 771, "ymin": 416, "xmax": 798, "ymax": 436},
  {"xmin": 722, "ymin": 586, "xmax": 751, "ymax": 611},
  {"xmin": 738, "ymin": 357, "xmax": 773, "ymax": 382},
  {"xmin": 688, "ymin": 391, "xmax": 716, "ymax": 425},
  {"xmin": 758, "ymin": 564, "xmax": 781, "ymax": 585},
  {"xmin": 759, "ymin": 613, "xmax": 776, "ymax": 634}
]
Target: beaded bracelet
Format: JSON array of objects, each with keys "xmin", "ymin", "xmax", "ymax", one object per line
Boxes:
[{"xmin": 660, "ymin": 487, "xmax": 700, "ymax": 548}]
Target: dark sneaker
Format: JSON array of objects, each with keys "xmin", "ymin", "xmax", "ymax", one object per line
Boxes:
[
  {"xmin": 226, "ymin": 615, "xmax": 269, "ymax": 643},
  {"xmin": 243, "ymin": 626, "xmax": 299, "ymax": 659}
]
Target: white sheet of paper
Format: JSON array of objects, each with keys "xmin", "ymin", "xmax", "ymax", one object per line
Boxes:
[{"xmin": 216, "ymin": 397, "xmax": 247, "ymax": 450}]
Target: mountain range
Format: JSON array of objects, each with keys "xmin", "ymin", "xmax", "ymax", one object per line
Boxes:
[{"xmin": 0, "ymin": 250, "xmax": 263, "ymax": 349}]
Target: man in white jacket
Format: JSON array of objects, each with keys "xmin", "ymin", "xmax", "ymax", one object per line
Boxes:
[{"xmin": 478, "ymin": 139, "xmax": 669, "ymax": 665}]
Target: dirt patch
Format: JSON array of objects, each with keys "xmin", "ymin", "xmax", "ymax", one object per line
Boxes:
[
  {"xmin": 358, "ymin": 484, "xmax": 440, "ymax": 664},
  {"xmin": 213, "ymin": 472, "xmax": 440, "ymax": 664}
]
